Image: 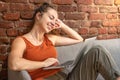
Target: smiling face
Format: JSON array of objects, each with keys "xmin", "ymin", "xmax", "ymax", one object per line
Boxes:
[{"xmin": 36, "ymin": 8, "xmax": 58, "ymax": 33}]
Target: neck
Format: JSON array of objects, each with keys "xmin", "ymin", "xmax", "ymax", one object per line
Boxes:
[{"xmin": 30, "ymin": 24, "xmax": 45, "ymax": 41}]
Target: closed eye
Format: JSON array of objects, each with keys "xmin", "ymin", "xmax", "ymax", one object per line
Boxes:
[{"xmin": 49, "ymin": 15, "xmax": 55, "ymax": 20}]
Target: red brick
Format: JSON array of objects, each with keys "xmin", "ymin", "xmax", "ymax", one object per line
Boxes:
[
  {"xmin": 18, "ymin": 28, "xmax": 30, "ymax": 35},
  {"xmin": 58, "ymin": 5, "xmax": 77, "ymax": 12},
  {"xmin": 108, "ymin": 27, "xmax": 117, "ymax": 34},
  {"xmin": 91, "ymin": 21, "xmax": 101, "ymax": 27},
  {"xmin": 75, "ymin": 0, "xmax": 92, "ymax": 5},
  {"xmin": 94, "ymin": 0, "xmax": 113, "ymax": 5},
  {"xmin": 58, "ymin": 12, "xmax": 65, "ymax": 20},
  {"xmin": 0, "ymin": 46, "xmax": 8, "ymax": 54},
  {"xmin": 89, "ymin": 13, "xmax": 105, "ymax": 20},
  {"xmin": 117, "ymin": 27, "xmax": 120, "ymax": 33},
  {"xmin": 65, "ymin": 13, "xmax": 85, "ymax": 20},
  {"xmin": 0, "ymin": 69, "xmax": 8, "ymax": 80},
  {"xmin": 97, "ymin": 35, "xmax": 107, "ymax": 40},
  {"xmin": 99, "ymin": 7, "xmax": 118, "ymax": 13},
  {"xmin": 89, "ymin": 28, "xmax": 98, "ymax": 35},
  {"xmin": 2, "ymin": 60, "xmax": 8, "ymax": 68},
  {"xmin": 21, "ymin": 11, "xmax": 34, "ymax": 20},
  {"xmin": 64, "ymin": 20, "xmax": 81, "ymax": 28},
  {"xmin": 7, "ymin": 29, "xmax": 18, "ymax": 37},
  {"xmin": 78, "ymin": 6, "xmax": 98, "ymax": 13},
  {"xmin": 10, "ymin": 3, "xmax": 34, "ymax": 11},
  {"xmin": 4, "ymin": 0, "xmax": 28, "ymax": 3},
  {"xmin": 9, "ymin": 38, "xmax": 14, "ymax": 45},
  {"xmin": 30, "ymin": 0, "xmax": 51, "ymax": 3},
  {"xmin": 15, "ymin": 20, "xmax": 33, "ymax": 28},
  {"xmin": 0, "ymin": 13, "xmax": 2, "ymax": 20},
  {"xmin": 81, "ymin": 21, "xmax": 91, "ymax": 27},
  {"xmin": 3, "ymin": 12, "xmax": 20, "ymax": 21},
  {"xmin": 0, "ymin": 29, "xmax": 6, "ymax": 36},
  {"xmin": 0, "ymin": 55, "xmax": 7, "ymax": 61},
  {"xmin": 78, "ymin": 27, "xmax": 89, "ymax": 35},
  {"xmin": 103, "ymin": 20, "xmax": 120, "ymax": 27},
  {"xmin": 107, "ymin": 34, "xmax": 118, "ymax": 39},
  {"xmin": 98, "ymin": 28, "xmax": 107, "ymax": 34},
  {"xmin": 0, "ymin": 38, "xmax": 10, "ymax": 44},
  {"xmin": 0, "ymin": 21, "xmax": 14, "ymax": 28},
  {"xmin": 0, "ymin": 2, "xmax": 8, "ymax": 12},
  {"xmin": 7, "ymin": 46, "xmax": 11, "ymax": 52},
  {"xmin": 52, "ymin": 0, "xmax": 73, "ymax": 5},
  {"xmin": 106, "ymin": 13, "xmax": 117, "ymax": 19}
]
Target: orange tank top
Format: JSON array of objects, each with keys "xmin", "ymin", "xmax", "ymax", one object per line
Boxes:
[{"xmin": 21, "ymin": 35, "xmax": 60, "ymax": 80}]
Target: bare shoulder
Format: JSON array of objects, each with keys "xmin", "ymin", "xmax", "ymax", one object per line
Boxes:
[
  {"xmin": 11, "ymin": 36, "xmax": 26, "ymax": 50},
  {"xmin": 12, "ymin": 37, "xmax": 25, "ymax": 45},
  {"xmin": 8, "ymin": 36, "xmax": 26, "ymax": 59},
  {"xmin": 45, "ymin": 34, "xmax": 58, "ymax": 45}
]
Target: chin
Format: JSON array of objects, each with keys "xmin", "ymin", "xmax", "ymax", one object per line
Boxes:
[
  {"xmin": 45, "ymin": 29, "xmax": 51, "ymax": 33},
  {"xmin": 45, "ymin": 27, "xmax": 53, "ymax": 33}
]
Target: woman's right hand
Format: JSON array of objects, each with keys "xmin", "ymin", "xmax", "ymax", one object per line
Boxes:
[{"xmin": 43, "ymin": 58, "xmax": 59, "ymax": 67}]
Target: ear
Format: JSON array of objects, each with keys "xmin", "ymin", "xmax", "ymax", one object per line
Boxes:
[{"xmin": 35, "ymin": 12, "xmax": 42, "ymax": 20}]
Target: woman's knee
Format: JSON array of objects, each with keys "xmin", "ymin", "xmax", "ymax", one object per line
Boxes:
[
  {"xmin": 87, "ymin": 45, "xmax": 108, "ymax": 55},
  {"xmin": 89, "ymin": 45, "xmax": 110, "ymax": 57},
  {"xmin": 91, "ymin": 45, "xmax": 105, "ymax": 50}
]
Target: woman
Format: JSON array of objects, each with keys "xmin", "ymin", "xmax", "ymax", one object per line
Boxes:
[{"xmin": 8, "ymin": 2, "xmax": 120, "ymax": 80}]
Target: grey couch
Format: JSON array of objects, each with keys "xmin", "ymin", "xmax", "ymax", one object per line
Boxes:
[{"xmin": 8, "ymin": 37, "xmax": 120, "ymax": 80}]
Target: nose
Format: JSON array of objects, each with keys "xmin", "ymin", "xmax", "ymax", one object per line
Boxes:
[
  {"xmin": 49, "ymin": 19, "xmax": 58, "ymax": 27},
  {"xmin": 51, "ymin": 20, "xmax": 57, "ymax": 26}
]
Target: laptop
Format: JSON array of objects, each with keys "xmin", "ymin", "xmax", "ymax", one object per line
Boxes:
[
  {"xmin": 43, "ymin": 37, "xmax": 96, "ymax": 70},
  {"xmin": 43, "ymin": 60, "xmax": 74, "ymax": 70}
]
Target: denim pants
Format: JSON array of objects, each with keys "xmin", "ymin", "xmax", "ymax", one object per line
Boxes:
[{"xmin": 66, "ymin": 45, "xmax": 120, "ymax": 80}]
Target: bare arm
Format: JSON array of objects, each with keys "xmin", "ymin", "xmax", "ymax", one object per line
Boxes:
[
  {"xmin": 48, "ymin": 19, "xmax": 83, "ymax": 46},
  {"xmin": 61, "ymin": 22, "xmax": 83, "ymax": 41},
  {"xmin": 8, "ymin": 37, "xmax": 58, "ymax": 71}
]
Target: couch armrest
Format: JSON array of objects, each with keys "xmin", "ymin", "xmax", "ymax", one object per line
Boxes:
[{"xmin": 8, "ymin": 69, "xmax": 32, "ymax": 80}]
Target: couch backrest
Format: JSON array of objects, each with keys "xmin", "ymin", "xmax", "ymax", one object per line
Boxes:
[
  {"xmin": 56, "ymin": 38, "xmax": 120, "ymax": 68},
  {"xmin": 56, "ymin": 37, "xmax": 96, "ymax": 64},
  {"xmin": 56, "ymin": 42, "xmax": 83, "ymax": 64}
]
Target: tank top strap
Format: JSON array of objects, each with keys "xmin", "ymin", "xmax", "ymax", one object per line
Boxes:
[
  {"xmin": 19, "ymin": 36, "xmax": 34, "ymax": 47},
  {"xmin": 44, "ymin": 34, "xmax": 54, "ymax": 46},
  {"xmin": 19, "ymin": 35, "xmax": 53, "ymax": 47}
]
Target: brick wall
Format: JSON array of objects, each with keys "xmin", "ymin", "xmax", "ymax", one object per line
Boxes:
[{"xmin": 0, "ymin": 0, "xmax": 120, "ymax": 80}]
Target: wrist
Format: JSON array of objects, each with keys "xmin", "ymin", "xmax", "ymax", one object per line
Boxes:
[
  {"xmin": 61, "ymin": 23, "xmax": 67, "ymax": 29},
  {"xmin": 41, "ymin": 62, "xmax": 46, "ymax": 68}
]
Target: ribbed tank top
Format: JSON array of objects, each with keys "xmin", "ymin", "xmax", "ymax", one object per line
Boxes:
[{"xmin": 21, "ymin": 35, "xmax": 60, "ymax": 80}]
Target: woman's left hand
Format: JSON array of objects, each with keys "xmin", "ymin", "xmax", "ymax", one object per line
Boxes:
[{"xmin": 53, "ymin": 19, "xmax": 61, "ymax": 29}]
